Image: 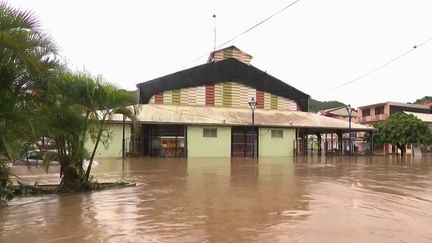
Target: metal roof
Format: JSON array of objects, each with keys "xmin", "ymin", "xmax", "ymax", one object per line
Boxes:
[
  {"xmin": 136, "ymin": 58, "xmax": 310, "ymax": 111},
  {"xmin": 404, "ymin": 111, "xmax": 432, "ymax": 123},
  {"xmin": 111, "ymin": 105, "xmax": 374, "ymax": 131},
  {"xmin": 358, "ymin": 101, "xmax": 430, "ymax": 110},
  {"xmin": 319, "ymin": 106, "xmax": 359, "ymax": 117}
]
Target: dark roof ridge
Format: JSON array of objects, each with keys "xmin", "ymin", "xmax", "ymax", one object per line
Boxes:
[{"xmin": 137, "ymin": 58, "xmax": 310, "ymax": 111}]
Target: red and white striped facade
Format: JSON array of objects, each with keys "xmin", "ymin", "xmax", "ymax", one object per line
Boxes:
[{"xmin": 148, "ymin": 82, "xmax": 299, "ymax": 111}]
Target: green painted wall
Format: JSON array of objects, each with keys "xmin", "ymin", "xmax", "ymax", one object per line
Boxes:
[
  {"xmin": 258, "ymin": 128, "xmax": 295, "ymax": 157},
  {"xmin": 85, "ymin": 123, "xmax": 131, "ymax": 158},
  {"xmin": 187, "ymin": 126, "xmax": 231, "ymax": 157}
]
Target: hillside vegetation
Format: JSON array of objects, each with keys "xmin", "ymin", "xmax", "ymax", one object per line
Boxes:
[{"xmin": 309, "ymin": 99, "xmax": 346, "ymax": 113}]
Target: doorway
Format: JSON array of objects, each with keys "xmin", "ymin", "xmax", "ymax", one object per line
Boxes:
[
  {"xmin": 141, "ymin": 124, "xmax": 186, "ymax": 157},
  {"xmin": 231, "ymin": 127, "xmax": 258, "ymax": 157}
]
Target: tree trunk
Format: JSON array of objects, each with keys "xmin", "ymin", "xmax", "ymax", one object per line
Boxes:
[
  {"xmin": 397, "ymin": 144, "xmax": 406, "ymax": 156},
  {"xmin": 84, "ymin": 121, "xmax": 105, "ymax": 182},
  {"xmin": 60, "ymin": 165, "xmax": 85, "ymax": 191},
  {"xmin": 58, "ymin": 150, "xmax": 86, "ymax": 191}
]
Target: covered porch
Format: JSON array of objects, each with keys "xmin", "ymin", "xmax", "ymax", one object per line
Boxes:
[
  {"xmin": 295, "ymin": 127, "xmax": 374, "ymax": 156},
  {"xmin": 118, "ymin": 104, "xmax": 374, "ymax": 157}
]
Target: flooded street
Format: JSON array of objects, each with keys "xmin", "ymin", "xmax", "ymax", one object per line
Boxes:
[{"xmin": 2, "ymin": 156, "xmax": 432, "ymax": 243}]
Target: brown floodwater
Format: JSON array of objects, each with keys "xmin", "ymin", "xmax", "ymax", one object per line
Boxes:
[{"xmin": 1, "ymin": 155, "xmax": 432, "ymax": 243}]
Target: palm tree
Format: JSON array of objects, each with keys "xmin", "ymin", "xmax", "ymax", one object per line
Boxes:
[
  {"xmin": 37, "ymin": 70, "xmax": 137, "ymax": 190},
  {"xmin": 0, "ymin": 2, "xmax": 58, "ymax": 204},
  {"xmin": 1, "ymin": 2, "xmax": 136, "ymax": 196},
  {"xmin": 83, "ymin": 82, "xmax": 138, "ymax": 182}
]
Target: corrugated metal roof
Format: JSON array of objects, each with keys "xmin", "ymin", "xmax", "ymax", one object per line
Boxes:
[
  {"xmin": 111, "ymin": 105, "xmax": 373, "ymax": 131},
  {"xmin": 319, "ymin": 106, "xmax": 358, "ymax": 117},
  {"xmin": 404, "ymin": 111, "xmax": 432, "ymax": 123},
  {"xmin": 358, "ymin": 101, "xmax": 430, "ymax": 110},
  {"xmin": 135, "ymin": 58, "xmax": 310, "ymax": 111}
]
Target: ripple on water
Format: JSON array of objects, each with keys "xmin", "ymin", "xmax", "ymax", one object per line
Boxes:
[{"xmin": 2, "ymin": 156, "xmax": 432, "ymax": 243}]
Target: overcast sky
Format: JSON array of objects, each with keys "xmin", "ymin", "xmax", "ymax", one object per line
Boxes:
[{"xmin": 10, "ymin": 0, "xmax": 432, "ymax": 107}]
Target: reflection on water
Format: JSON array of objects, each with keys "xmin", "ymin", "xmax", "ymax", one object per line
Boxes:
[{"xmin": 2, "ymin": 155, "xmax": 432, "ymax": 242}]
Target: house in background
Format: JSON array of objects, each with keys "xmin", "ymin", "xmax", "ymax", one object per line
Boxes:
[
  {"xmin": 417, "ymin": 101, "xmax": 432, "ymax": 108},
  {"xmin": 358, "ymin": 101, "xmax": 431, "ymax": 154},
  {"xmin": 88, "ymin": 46, "xmax": 373, "ymax": 158},
  {"xmin": 405, "ymin": 111, "xmax": 432, "ymax": 130},
  {"xmin": 404, "ymin": 111, "xmax": 432, "ymax": 153}
]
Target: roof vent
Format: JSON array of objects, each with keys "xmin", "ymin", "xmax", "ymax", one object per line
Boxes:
[{"xmin": 207, "ymin": 45, "xmax": 253, "ymax": 65}]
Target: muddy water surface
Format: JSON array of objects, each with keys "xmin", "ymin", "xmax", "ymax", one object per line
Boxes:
[{"xmin": 2, "ymin": 156, "xmax": 432, "ymax": 242}]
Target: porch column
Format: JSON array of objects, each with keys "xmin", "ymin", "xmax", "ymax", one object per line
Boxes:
[
  {"xmin": 337, "ymin": 131, "xmax": 343, "ymax": 155},
  {"xmin": 324, "ymin": 133, "xmax": 328, "ymax": 155},
  {"xmin": 331, "ymin": 133, "xmax": 334, "ymax": 153},
  {"xmin": 303, "ymin": 133, "xmax": 308, "ymax": 155}
]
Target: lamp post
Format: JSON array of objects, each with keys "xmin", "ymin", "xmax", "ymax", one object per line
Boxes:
[
  {"xmin": 346, "ymin": 104, "xmax": 356, "ymax": 156},
  {"xmin": 248, "ymin": 97, "xmax": 257, "ymax": 158}
]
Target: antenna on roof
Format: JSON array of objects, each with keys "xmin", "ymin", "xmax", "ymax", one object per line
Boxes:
[{"xmin": 213, "ymin": 14, "xmax": 217, "ymax": 51}]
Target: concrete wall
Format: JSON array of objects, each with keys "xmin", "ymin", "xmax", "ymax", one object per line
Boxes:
[
  {"xmin": 85, "ymin": 123, "xmax": 131, "ymax": 158},
  {"xmin": 258, "ymin": 128, "xmax": 295, "ymax": 157},
  {"xmin": 187, "ymin": 126, "xmax": 231, "ymax": 157}
]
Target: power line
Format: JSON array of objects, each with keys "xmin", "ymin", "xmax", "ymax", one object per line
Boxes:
[
  {"xmin": 314, "ymin": 37, "xmax": 432, "ymax": 96},
  {"xmin": 191, "ymin": 0, "xmax": 303, "ymax": 63},
  {"xmin": 216, "ymin": 0, "xmax": 302, "ymax": 49}
]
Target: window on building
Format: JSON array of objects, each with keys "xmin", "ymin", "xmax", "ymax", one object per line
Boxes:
[
  {"xmin": 375, "ymin": 106, "xmax": 384, "ymax": 115},
  {"xmin": 271, "ymin": 129, "xmax": 283, "ymax": 138},
  {"xmin": 362, "ymin": 108, "xmax": 370, "ymax": 117},
  {"xmin": 203, "ymin": 128, "xmax": 217, "ymax": 138}
]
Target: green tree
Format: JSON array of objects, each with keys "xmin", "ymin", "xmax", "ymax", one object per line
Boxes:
[
  {"xmin": 372, "ymin": 113, "xmax": 432, "ymax": 156},
  {"xmin": 37, "ymin": 71, "xmax": 137, "ymax": 190},
  {"xmin": 413, "ymin": 96, "xmax": 432, "ymax": 104},
  {"xmin": 309, "ymin": 99, "xmax": 346, "ymax": 113},
  {"xmin": 0, "ymin": 2, "xmax": 58, "ymax": 205},
  {"xmin": 1, "ymin": 2, "xmax": 137, "ymax": 202}
]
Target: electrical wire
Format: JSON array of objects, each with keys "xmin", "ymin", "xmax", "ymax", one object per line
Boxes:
[
  {"xmin": 314, "ymin": 37, "xmax": 432, "ymax": 96},
  {"xmin": 191, "ymin": 0, "xmax": 303, "ymax": 64},
  {"xmin": 216, "ymin": 0, "xmax": 302, "ymax": 49}
]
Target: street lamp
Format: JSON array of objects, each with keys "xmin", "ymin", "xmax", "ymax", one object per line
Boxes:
[
  {"xmin": 346, "ymin": 104, "xmax": 356, "ymax": 155},
  {"xmin": 248, "ymin": 97, "xmax": 257, "ymax": 158}
]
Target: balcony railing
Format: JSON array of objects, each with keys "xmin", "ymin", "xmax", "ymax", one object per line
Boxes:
[{"xmin": 359, "ymin": 114, "xmax": 389, "ymax": 123}]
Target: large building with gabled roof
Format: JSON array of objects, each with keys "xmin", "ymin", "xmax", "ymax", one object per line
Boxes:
[
  {"xmin": 89, "ymin": 46, "xmax": 373, "ymax": 158},
  {"xmin": 138, "ymin": 45, "xmax": 310, "ymax": 111}
]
